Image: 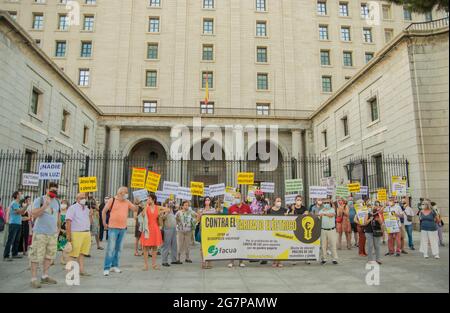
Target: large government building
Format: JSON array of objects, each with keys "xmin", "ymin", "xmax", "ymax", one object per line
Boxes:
[{"xmin": 0, "ymin": 1, "xmax": 448, "ymax": 218}]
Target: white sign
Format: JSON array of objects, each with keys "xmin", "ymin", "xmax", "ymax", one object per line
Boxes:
[
  {"xmin": 392, "ymin": 183, "xmax": 407, "ymax": 196},
  {"xmin": 38, "ymin": 163, "xmax": 62, "ymax": 180},
  {"xmin": 22, "ymin": 173, "xmax": 39, "ymax": 187},
  {"xmin": 209, "ymin": 183, "xmax": 226, "ymax": 197},
  {"xmin": 176, "ymin": 187, "xmax": 192, "ymax": 201},
  {"xmin": 163, "ymin": 181, "xmax": 179, "ymax": 195},
  {"xmin": 356, "ymin": 186, "xmax": 369, "ymax": 196},
  {"xmin": 260, "ymin": 182, "xmax": 275, "ymax": 193},
  {"xmin": 132, "ymin": 189, "xmax": 148, "ymax": 202},
  {"xmin": 204, "ymin": 187, "xmax": 210, "ymax": 197},
  {"xmin": 309, "ymin": 186, "xmax": 328, "ymax": 199},
  {"xmin": 155, "ymin": 190, "xmax": 170, "ymax": 204},
  {"xmin": 285, "ymin": 194, "xmax": 297, "ymax": 206},
  {"xmin": 321, "ymin": 177, "xmax": 336, "ymax": 196}
]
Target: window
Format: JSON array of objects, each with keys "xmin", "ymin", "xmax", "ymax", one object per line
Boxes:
[
  {"xmin": 149, "ymin": 0, "xmax": 161, "ymax": 7},
  {"xmin": 203, "ymin": 18, "xmax": 214, "ymax": 34},
  {"xmin": 83, "ymin": 126, "xmax": 89, "ymax": 145},
  {"xmin": 203, "ymin": 0, "xmax": 214, "ymax": 9},
  {"xmin": 339, "ymin": 2, "xmax": 349, "ymax": 17},
  {"xmin": 147, "ymin": 43, "xmax": 159, "ymax": 59},
  {"xmin": 143, "ymin": 101, "xmax": 157, "ymax": 113},
  {"xmin": 369, "ymin": 97, "xmax": 379, "ymax": 122},
  {"xmin": 200, "ymin": 102, "xmax": 214, "ymax": 114},
  {"xmin": 24, "ymin": 150, "xmax": 35, "ymax": 173},
  {"xmin": 373, "ymin": 154, "xmax": 384, "ymax": 188},
  {"xmin": 256, "ymin": 46, "xmax": 268, "ymax": 63},
  {"xmin": 83, "ymin": 15, "xmax": 94, "ymax": 31},
  {"xmin": 202, "ymin": 71, "xmax": 213, "ymax": 88},
  {"xmin": 78, "ymin": 69, "xmax": 90, "ymax": 86},
  {"xmin": 256, "ymin": 21, "xmax": 267, "ymax": 37},
  {"xmin": 363, "ymin": 28, "xmax": 373, "ymax": 43},
  {"xmin": 403, "ymin": 7, "xmax": 412, "ymax": 20},
  {"xmin": 58, "ymin": 14, "xmax": 69, "ymax": 30},
  {"xmin": 322, "ymin": 76, "xmax": 332, "ymax": 92},
  {"xmin": 32, "ymin": 13, "xmax": 44, "ymax": 30},
  {"xmin": 61, "ymin": 110, "xmax": 70, "ymax": 132},
  {"xmin": 341, "ymin": 26, "xmax": 351, "ymax": 41},
  {"xmin": 320, "ymin": 50, "xmax": 330, "ymax": 66},
  {"xmin": 256, "ymin": 0, "xmax": 266, "ymax": 12},
  {"xmin": 256, "ymin": 103, "xmax": 270, "ymax": 116},
  {"xmin": 322, "ymin": 130, "xmax": 328, "ymax": 148},
  {"xmin": 149, "ymin": 17, "xmax": 160, "ymax": 33},
  {"xmin": 382, "ymin": 5, "xmax": 392, "ymax": 20},
  {"xmin": 30, "ymin": 88, "xmax": 41, "ymax": 115},
  {"xmin": 361, "ymin": 3, "xmax": 369, "ymax": 19},
  {"xmin": 257, "ymin": 73, "xmax": 268, "ymax": 90},
  {"xmin": 55, "ymin": 41, "xmax": 66, "ymax": 57},
  {"xmin": 85, "ymin": 0, "xmax": 96, "ymax": 4},
  {"xmin": 343, "ymin": 51, "xmax": 353, "ymax": 67},
  {"xmin": 80, "ymin": 41, "xmax": 92, "ymax": 57},
  {"xmin": 202, "ymin": 44, "xmax": 214, "ymax": 61},
  {"xmin": 319, "ymin": 25, "xmax": 329, "ymax": 40},
  {"xmin": 365, "ymin": 52, "xmax": 374, "ymax": 63},
  {"xmin": 342, "ymin": 116, "xmax": 349, "ymax": 137},
  {"xmin": 317, "ymin": 1, "xmax": 327, "ymax": 15},
  {"xmin": 384, "ymin": 28, "xmax": 394, "ymax": 43},
  {"xmin": 146, "ymin": 70, "xmax": 158, "ymax": 87},
  {"xmin": 425, "ymin": 11, "xmax": 433, "ymax": 22}
]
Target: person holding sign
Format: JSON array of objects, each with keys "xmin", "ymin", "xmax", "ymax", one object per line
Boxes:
[
  {"xmin": 197, "ymin": 197, "xmax": 218, "ymax": 270},
  {"xmin": 319, "ymin": 201, "xmax": 338, "ymax": 265},
  {"xmin": 363, "ymin": 203, "xmax": 384, "ymax": 265},
  {"xmin": 267, "ymin": 197, "xmax": 288, "ymax": 268},
  {"xmin": 65, "ymin": 193, "xmax": 93, "ymax": 277},
  {"xmin": 102, "ymin": 187, "xmax": 139, "ymax": 276},
  {"xmin": 175, "ymin": 200, "xmax": 198, "ymax": 265},
  {"xmin": 353, "ymin": 200, "xmax": 367, "ymax": 257},
  {"xmin": 161, "ymin": 200, "xmax": 179, "ymax": 267},
  {"xmin": 336, "ymin": 200, "xmax": 351, "ymax": 250},
  {"xmin": 227, "ymin": 192, "xmax": 251, "ymax": 268},
  {"xmin": 384, "ymin": 198, "xmax": 403, "ymax": 257},
  {"xmin": 419, "ymin": 200, "xmax": 441, "ymax": 259}
]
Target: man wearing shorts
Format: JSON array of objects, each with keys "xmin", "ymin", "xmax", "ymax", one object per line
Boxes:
[
  {"xmin": 29, "ymin": 182, "xmax": 61, "ymax": 289},
  {"xmin": 66, "ymin": 193, "xmax": 93, "ymax": 276}
]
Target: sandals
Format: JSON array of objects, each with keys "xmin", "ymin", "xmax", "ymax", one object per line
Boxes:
[
  {"xmin": 97, "ymin": 247, "xmax": 104, "ymax": 250},
  {"xmin": 152, "ymin": 264, "xmax": 161, "ymax": 270}
]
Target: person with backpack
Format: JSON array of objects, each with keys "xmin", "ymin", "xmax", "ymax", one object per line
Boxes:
[
  {"xmin": 419, "ymin": 200, "xmax": 441, "ymax": 259},
  {"xmin": 402, "ymin": 198, "xmax": 415, "ymax": 250},
  {"xmin": 102, "ymin": 187, "xmax": 138, "ymax": 276},
  {"xmin": 99, "ymin": 196, "xmax": 110, "ymax": 242},
  {"xmin": 363, "ymin": 201, "xmax": 384, "ymax": 265},
  {"xmin": 29, "ymin": 182, "xmax": 61, "ymax": 289},
  {"xmin": 3, "ymin": 191, "xmax": 26, "ymax": 261}
]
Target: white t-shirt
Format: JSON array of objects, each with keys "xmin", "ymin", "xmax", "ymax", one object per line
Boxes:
[{"xmin": 403, "ymin": 206, "xmax": 415, "ymax": 226}]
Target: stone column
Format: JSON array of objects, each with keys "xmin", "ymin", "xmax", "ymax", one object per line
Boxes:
[{"xmin": 107, "ymin": 126, "xmax": 122, "ymax": 196}]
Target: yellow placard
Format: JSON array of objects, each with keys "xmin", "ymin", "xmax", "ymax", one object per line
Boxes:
[
  {"xmin": 145, "ymin": 171, "xmax": 161, "ymax": 193},
  {"xmin": 190, "ymin": 182, "xmax": 205, "ymax": 197},
  {"xmin": 79, "ymin": 176, "xmax": 97, "ymax": 193},
  {"xmin": 237, "ymin": 172, "xmax": 254, "ymax": 185},
  {"xmin": 131, "ymin": 168, "xmax": 146, "ymax": 189},
  {"xmin": 347, "ymin": 182, "xmax": 361, "ymax": 193},
  {"xmin": 377, "ymin": 189, "xmax": 387, "ymax": 201}
]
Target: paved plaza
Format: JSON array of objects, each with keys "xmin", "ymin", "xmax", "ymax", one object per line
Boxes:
[{"xmin": 0, "ymin": 231, "xmax": 448, "ymax": 293}]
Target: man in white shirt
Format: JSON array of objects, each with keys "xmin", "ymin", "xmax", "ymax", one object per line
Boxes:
[{"xmin": 384, "ymin": 198, "xmax": 403, "ymax": 256}]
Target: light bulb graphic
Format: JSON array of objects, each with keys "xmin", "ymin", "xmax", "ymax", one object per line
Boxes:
[{"xmin": 301, "ymin": 216, "xmax": 314, "ymax": 240}]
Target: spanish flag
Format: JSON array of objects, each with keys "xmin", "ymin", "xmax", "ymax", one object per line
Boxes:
[{"xmin": 204, "ymin": 73, "xmax": 209, "ymax": 104}]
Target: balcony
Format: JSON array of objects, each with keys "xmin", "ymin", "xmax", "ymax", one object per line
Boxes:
[{"xmin": 406, "ymin": 16, "xmax": 449, "ymax": 32}]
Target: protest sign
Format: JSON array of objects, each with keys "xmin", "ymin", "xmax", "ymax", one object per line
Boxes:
[
  {"xmin": 260, "ymin": 182, "xmax": 275, "ymax": 194},
  {"xmin": 285, "ymin": 194, "xmax": 297, "ymax": 206},
  {"xmin": 190, "ymin": 182, "xmax": 205, "ymax": 197},
  {"xmin": 237, "ymin": 172, "xmax": 254, "ymax": 185},
  {"xmin": 348, "ymin": 182, "xmax": 361, "ymax": 193},
  {"xmin": 176, "ymin": 187, "xmax": 192, "ymax": 201},
  {"xmin": 285, "ymin": 179, "xmax": 303, "ymax": 193},
  {"xmin": 131, "ymin": 168, "xmax": 146, "ymax": 189},
  {"xmin": 163, "ymin": 181, "xmax": 179, "ymax": 195},
  {"xmin": 22, "ymin": 173, "xmax": 39, "ymax": 187},
  {"xmin": 209, "ymin": 183, "xmax": 226, "ymax": 197},
  {"xmin": 133, "ymin": 189, "xmax": 148, "ymax": 202},
  {"xmin": 335, "ymin": 185, "xmax": 350, "ymax": 198},
  {"xmin": 78, "ymin": 176, "xmax": 97, "ymax": 193},
  {"xmin": 155, "ymin": 190, "xmax": 170, "ymax": 204},
  {"xmin": 356, "ymin": 186, "xmax": 369, "ymax": 196},
  {"xmin": 377, "ymin": 189, "xmax": 387, "ymax": 201},
  {"xmin": 145, "ymin": 171, "xmax": 161, "ymax": 193},
  {"xmin": 309, "ymin": 186, "xmax": 328, "ymax": 199},
  {"xmin": 38, "ymin": 163, "xmax": 62, "ymax": 180}
]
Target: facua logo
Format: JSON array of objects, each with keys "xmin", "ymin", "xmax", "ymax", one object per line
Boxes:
[
  {"xmin": 208, "ymin": 245, "xmax": 219, "ymax": 256},
  {"xmin": 208, "ymin": 245, "xmax": 237, "ymax": 256}
]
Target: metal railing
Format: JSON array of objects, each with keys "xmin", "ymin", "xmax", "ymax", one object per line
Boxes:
[
  {"xmin": 98, "ymin": 106, "xmax": 313, "ymax": 119},
  {"xmin": 406, "ymin": 16, "xmax": 449, "ymax": 31}
]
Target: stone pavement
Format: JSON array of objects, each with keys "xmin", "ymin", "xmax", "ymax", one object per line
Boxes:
[{"xmin": 0, "ymin": 231, "xmax": 448, "ymax": 293}]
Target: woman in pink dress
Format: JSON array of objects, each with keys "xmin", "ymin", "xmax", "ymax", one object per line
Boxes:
[
  {"xmin": 139, "ymin": 194, "xmax": 169, "ymax": 271},
  {"xmin": 336, "ymin": 199, "xmax": 352, "ymax": 250}
]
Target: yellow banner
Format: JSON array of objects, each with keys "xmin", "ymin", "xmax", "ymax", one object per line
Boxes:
[
  {"xmin": 237, "ymin": 172, "xmax": 254, "ymax": 185},
  {"xmin": 377, "ymin": 189, "xmax": 387, "ymax": 201},
  {"xmin": 131, "ymin": 168, "xmax": 146, "ymax": 189},
  {"xmin": 347, "ymin": 182, "xmax": 361, "ymax": 193},
  {"xmin": 79, "ymin": 176, "xmax": 97, "ymax": 193},
  {"xmin": 190, "ymin": 182, "xmax": 205, "ymax": 196},
  {"xmin": 145, "ymin": 171, "xmax": 161, "ymax": 193}
]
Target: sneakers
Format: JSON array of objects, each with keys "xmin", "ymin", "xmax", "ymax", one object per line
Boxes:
[
  {"xmin": 424, "ymin": 255, "xmax": 429, "ymax": 259},
  {"xmin": 239, "ymin": 262, "xmax": 246, "ymax": 268},
  {"xmin": 103, "ymin": 270, "xmax": 110, "ymax": 276},
  {"xmin": 185, "ymin": 259, "xmax": 193, "ymax": 263},
  {"xmin": 110, "ymin": 267, "xmax": 122, "ymax": 273},
  {"xmin": 321, "ymin": 260, "xmax": 327, "ymax": 265},
  {"xmin": 410, "ymin": 247, "xmax": 416, "ymax": 250},
  {"xmin": 435, "ymin": 255, "xmax": 440, "ymax": 259},
  {"xmin": 162, "ymin": 263, "xmax": 170, "ymax": 267},
  {"xmin": 30, "ymin": 280, "xmax": 41, "ymax": 289},
  {"xmin": 41, "ymin": 276, "xmax": 57, "ymax": 284},
  {"xmin": 332, "ymin": 261, "xmax": 338, "ymax": 265},
  {"xmin": 228, "ymin": 263, "xmax": 234, "ymax": 268},
  {"xmin": 12, "ymin": 255, "xmax": 23, "ymax": 259},
  {"xmin": 171, "ymin": 261, "xmax": 182, "ymax": 265}
]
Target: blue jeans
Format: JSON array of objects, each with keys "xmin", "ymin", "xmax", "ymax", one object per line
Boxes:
[
  {"xmin": 3, "ymin": 223, "xmax": 21, "ymax": 258},
  {"xmin": 405, "ymin": 224, "xmax": 414, "ymax": 248},
  {"xmin": 103, "ymin": 228, "xmax": 127, "ymax": 270}
]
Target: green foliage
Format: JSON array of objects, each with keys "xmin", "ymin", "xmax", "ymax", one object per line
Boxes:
[{"xmin": 386, "ymin": 0, "xmax": 449, "ymax": 13}]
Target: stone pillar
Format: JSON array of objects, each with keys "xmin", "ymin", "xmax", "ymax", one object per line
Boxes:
[{"xmin": 107, "ymin": 126, "xmax": 122, "ymax": 196}]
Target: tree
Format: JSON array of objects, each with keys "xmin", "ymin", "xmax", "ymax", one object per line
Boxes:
[{"xmin": 386, "ymin": 0, "xmax": 449, "ymax": 13}]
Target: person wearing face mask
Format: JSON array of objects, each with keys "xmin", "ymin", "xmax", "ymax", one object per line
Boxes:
[
  {"xmin": 290, "ymin": 195, "xmax": 307, "ymax": 215},
  {"xmin": 336, "ymin": 199, "xmax": 352, "ymax": 250},
  {"xmin": 347, "ymin": 198, "xmax": 358, "ymax": 247},
  {"xmin": 250, "ymin": 190, "xmax": 268, "ymax": 215},
  {"xmin": 133, "ymin": 197, "xmax": 146, "ymax": 257},
  {"xmin": 384, "ymin": 198, "xmax": 403, "ymax": 257},
  {"xmin": 197, "ymin": 197, "xmax": 217, "ymax": 269},
  {"xmin": 319, "ymin": 201, "xmax": 338, "ymax": 265},
  {"xmin": 29, "ymin": 182, "xmax": 61, "ymax": 288},
  {"xmin": 65, "ymin": 193, "xmax": 93, "ymax": 276},
  {"xmin": 311, "ymin": 199, "xmax": 324, "ymax": 216},
  {"xmin": 363, "ymin": 203, "xmax": 384, "ymax": 265},
  {"xmin": 57, "ymin": 200, "xmax": 69, "ymax": 264},
  {"xmin": 18, "ymin": 196, "xmax": 32, "ymax": 256},
  {"xmin": 268, "ymin": 197, "xmax": 288, "ymax": 268},
  {"xmin": 227, "ymin": 192, "xmax": 251, "ymax": 268},
  {"xmin": 175, "ymin": 200, "xmax": 198, "ymax": 265},
  {"xmin": 419, "ymin": 200, "xmax": 441, "ymax": 259},
  {"xmin": 161, "ymin": 199, "xmax": 179, "ymax": 267},
  {"xmin": 3, "ymin": 191, "xmax": 26, "ymax": 261},
  {"xmin": 102, "ymin": 186, "xmax": 138, "ymax": 276}
]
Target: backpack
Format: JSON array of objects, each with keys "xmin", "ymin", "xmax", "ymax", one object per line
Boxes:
[{"xmin": 105, "ymin": 198, "xmax": 116, "ymax": 226}]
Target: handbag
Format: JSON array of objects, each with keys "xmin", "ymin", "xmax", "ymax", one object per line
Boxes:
[
  {"xmin": 372, "ymin": 219, "xmax": 383, "ymax": 237},
  {"xmin": 336, "ymin": 215, "xmax": 343, "ymax": 223},
  {"xmin": 194, "ymin": 223, "xmax": 201, "ymax": 243},
  {"xmin": 407, "ymin": 215, "xmax": 413, "ymax": 222}
]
